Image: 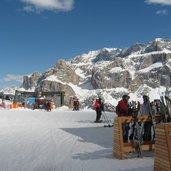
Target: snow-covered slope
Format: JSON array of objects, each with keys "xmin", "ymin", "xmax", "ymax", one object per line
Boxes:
[{"xmin": 0, "ymin": 109, "xmax": 154, "ymax": 171}]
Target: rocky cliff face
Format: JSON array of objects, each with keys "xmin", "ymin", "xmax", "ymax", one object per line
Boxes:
[
  {"xmin": 23, "ymin": 60, "xmax": 79, "ymax": 98},
  {"xmin": 21, "ymin": 38, "xmax": 171, "ymax": 107}
]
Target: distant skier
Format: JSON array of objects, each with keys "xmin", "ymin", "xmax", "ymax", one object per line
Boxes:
[
  {"xmin": 73, "ymin": 96, "xmax": 80, "ymax": 111},
  {"xmin": 46, "ymin": 101, "xmax": 51, "ymax": 112},
  {"xmin": 1, "ymin": 100, "xmax": 6, "ymax": 109},
  {"xmin": 94, "ymin": 98, "xmax": 103, "ymax": 122}
]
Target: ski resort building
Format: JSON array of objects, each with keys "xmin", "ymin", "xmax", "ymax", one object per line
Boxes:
[{"xmin": 13, "ymin": 90, "xmax": 65, "ymax": 108}]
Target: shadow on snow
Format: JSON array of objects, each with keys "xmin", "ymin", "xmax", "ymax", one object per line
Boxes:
[{"xmin": 61, "ymin": 126, "xmax": 113, "ymax": 160}]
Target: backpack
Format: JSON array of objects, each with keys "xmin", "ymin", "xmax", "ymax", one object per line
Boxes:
[
  {"xmin": 115, "ymin": 102, "xmax": 121, "ymax": 115},
  {"xmin": 94, "ymin": 100, "xmax": 100, "ymax": 109}
]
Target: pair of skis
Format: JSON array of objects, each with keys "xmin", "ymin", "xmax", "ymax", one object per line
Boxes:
[
  {"xmin": 159, "ymin": 89, "xmax": 171, "ymax": 123},
  {"xmin": 102, "ymin": 111, "xmax": 113, "ymax": 127},
  {"xmin": 160, "ymin": 95, "xmax": 168, "ymax": 122},
  {"xmin": 161, "ymin": 94, "xmax": 171, "ymax": 122},
  {"xmin": 131, "ymin": 115, "xmax": 142, "ymax": 158}
]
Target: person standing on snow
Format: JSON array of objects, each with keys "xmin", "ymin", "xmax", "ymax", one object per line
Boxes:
[
  {"xmin": 94, "ymin": 98, "xmax": 103, "ymax": 122},
  {"xmin": 46, "ymin": 101, "xmax": 51, "ymax": 112}
]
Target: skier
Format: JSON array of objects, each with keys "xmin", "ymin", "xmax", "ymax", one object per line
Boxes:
[
  {"xmin": 46, "ymin": 101, "xmax": 51, "ymax": 112},
  {"xmin": 94, "ymin": 98, "xmax": 103, "ymax": 122},
  {"xmin": 73, "ymin": 96, "xmax": 79, "ymax": 111}
]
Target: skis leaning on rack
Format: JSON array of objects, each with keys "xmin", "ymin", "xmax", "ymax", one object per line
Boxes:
[
  {"xmin": 147, "ymin": 99, "xmax": 156, "ymax": 142},
  {"xmin": 128, "ymin": 101, "xmax": 142, "ymax": 157},
  {"xmin": 159, "ymin": 90, "xmax": 171, "ymax": 123},
  {"xmin": 131, "ymin": 115, "xmax": 142, "ymax": 158},
  {"xmin": 163, "ymin": 95, "xmax": 171, "ymax": 122},
  {"xmin": 160, "ymin": 95, "xmax": 168, "ymax": 122}
]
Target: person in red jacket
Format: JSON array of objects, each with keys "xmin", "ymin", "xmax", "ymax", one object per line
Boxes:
[
  {"xmin": 116, "ymin": 95, "xmax": 130, "ymax": 142},
  {"xmin": 116, "ymin": 95, "xmax": 130, "ymax": 117},
  {"xmin": 94, "ymin": 98, "xmax": 102, "ymax": 122}
]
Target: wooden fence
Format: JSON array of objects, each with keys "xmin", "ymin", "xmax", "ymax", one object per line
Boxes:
[{"xmin": 113, "ymin": 115, "xmax": 160, "ymax": 160}]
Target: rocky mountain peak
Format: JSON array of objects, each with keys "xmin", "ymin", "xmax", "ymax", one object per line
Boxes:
[
  {"xmin": 20, "ymin": 38, "xmax": 171, "ymax": 107},
  {"xmin": 144, "ymin": 38, "xmax": 171, "ymax": 53}
]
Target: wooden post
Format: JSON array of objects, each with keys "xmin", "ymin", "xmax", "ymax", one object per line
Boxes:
[
  {"xmin": 113, "ymin": 117, "xmax": 125, "ymax": 159},
  {"xmin": 154, "ymin": 123, "xmax": 171, "ymax": 171}
]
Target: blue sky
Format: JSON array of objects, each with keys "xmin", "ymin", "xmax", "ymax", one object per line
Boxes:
[{"xmin": 0, "ymin": 0, "xmax": 171, "ymax": 89}]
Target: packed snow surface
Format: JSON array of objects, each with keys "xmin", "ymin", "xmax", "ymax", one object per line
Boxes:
[{"xmin": 0, "ymin": 109, "xmax": 154, "ymax": 171}]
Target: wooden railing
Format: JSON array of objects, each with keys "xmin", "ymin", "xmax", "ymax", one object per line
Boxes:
[{"xmin": 113, "ymin": 115, "xmax": 161, "ymax": 160}]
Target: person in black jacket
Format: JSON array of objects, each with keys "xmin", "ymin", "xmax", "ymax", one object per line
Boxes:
[
  {"xmin": 141, "ymin": 95, "xmax": 153, "ymax": 141},
  {"xmin": 46, "ymin": 101, "xmax": 51, "ymax": 112}
]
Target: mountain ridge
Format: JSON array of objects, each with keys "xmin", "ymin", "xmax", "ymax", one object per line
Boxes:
[{"xmin": 2, "ymin": 38, "xmax": 171, "ymax": 108}]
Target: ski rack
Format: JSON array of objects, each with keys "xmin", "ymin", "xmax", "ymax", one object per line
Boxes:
[
  {"xmin": 154, "ymin": 123, "xmax": 171, "ymax": 171},
  {"xmin": 113, "ymin": 115, "xmax": 161, "ymax": 160}
]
